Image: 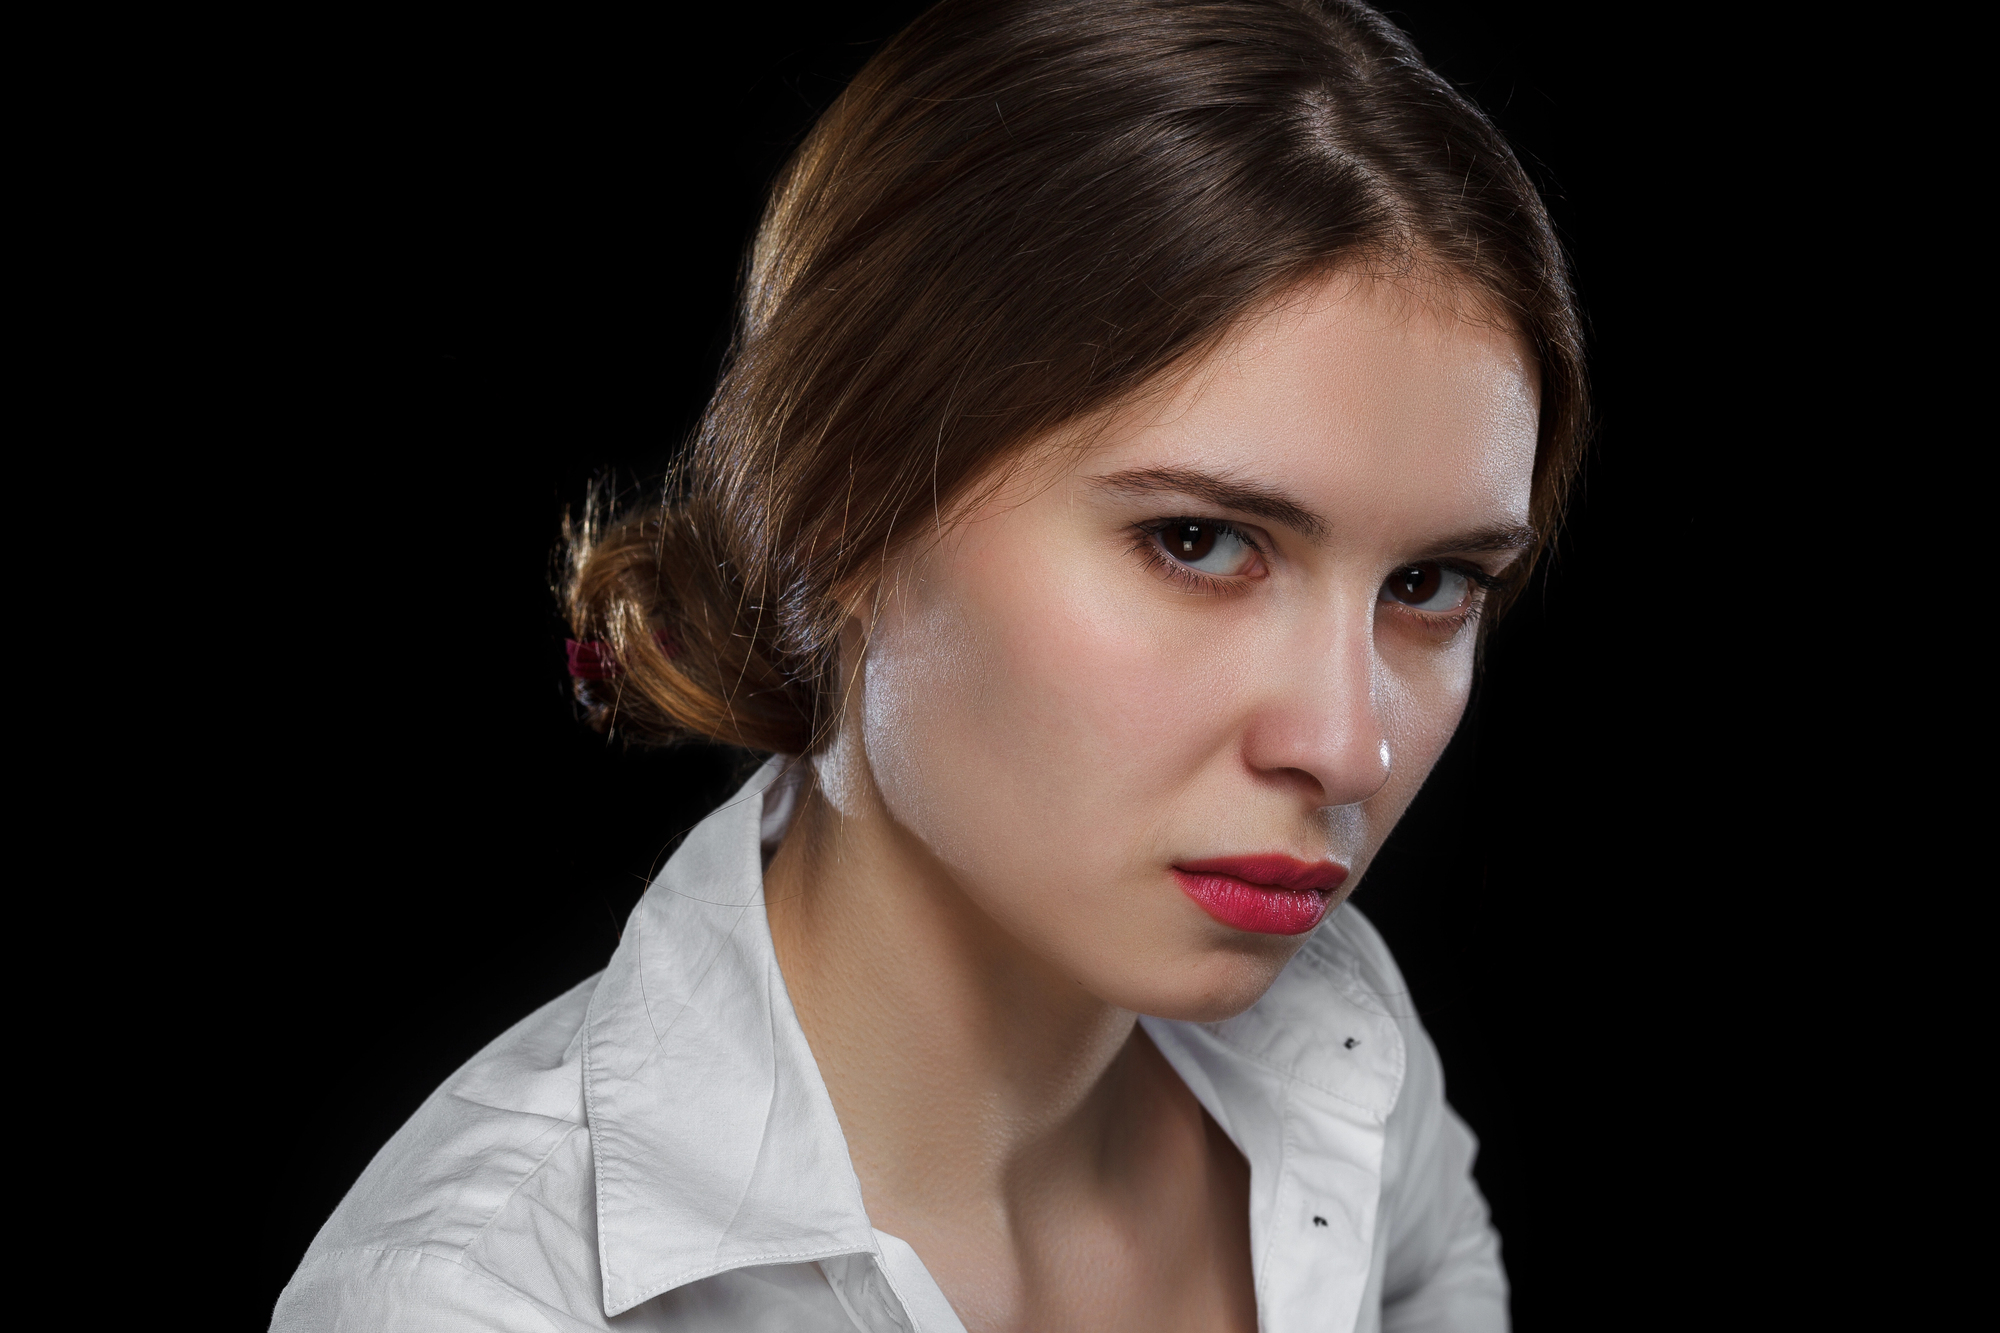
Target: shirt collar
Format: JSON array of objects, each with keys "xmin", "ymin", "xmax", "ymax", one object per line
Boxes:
[{"xmin": 584, "ymin": 757, "xmax": 875, "ymax": 1317}]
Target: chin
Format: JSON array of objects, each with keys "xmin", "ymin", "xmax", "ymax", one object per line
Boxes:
[{"xmin": 1109, "ymin": 946, "xmax": 1300, "ymax": 1025}]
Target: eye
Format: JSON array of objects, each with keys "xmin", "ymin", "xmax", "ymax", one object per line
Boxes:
[
  {"xmin": 1380, "ymin": 562, "xmax": 1473, "ymax": 613},
  {"xmin": 1155, "ymin": 519, "xmax": 1258, "ymax": 576}
]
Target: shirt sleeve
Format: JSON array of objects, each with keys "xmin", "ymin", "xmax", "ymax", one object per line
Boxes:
[
  {"xmin": 1376, "ymin": 1009, "xmax": 1509, "ymax": 1333},
  {"xmin": 270, "ymin": 1247, "xmax": 565, "ymax": 1333}
]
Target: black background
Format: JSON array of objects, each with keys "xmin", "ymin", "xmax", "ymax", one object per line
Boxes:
[{"xmin": 225, "ymin": 2, "xmax": 1804, "ymax": 1327}]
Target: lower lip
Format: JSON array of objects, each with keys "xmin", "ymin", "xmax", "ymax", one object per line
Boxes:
[{"xmin": 1173, "ymin": 870, "xmax": 1335, "ymax": 936}]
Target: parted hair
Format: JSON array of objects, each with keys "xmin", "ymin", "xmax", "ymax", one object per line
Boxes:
[{"xmin": 562, "ymin": 0, "xmax": 1588, "ymax": 754}]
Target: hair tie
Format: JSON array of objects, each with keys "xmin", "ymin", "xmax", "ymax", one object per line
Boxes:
[
  {"xmin": 565, "ymin": 639, "xmax": 618, "ymax": 681},
  {"xmin": 565, "ymin": 633, "xmax": 677, "ymax": 681}
]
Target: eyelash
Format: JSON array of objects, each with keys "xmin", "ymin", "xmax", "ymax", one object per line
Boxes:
[
  {"xmin": 1131, "ymin": 515, "xmax": 1516, "ymax": 634},
  {"xmin": 1381, "ymin": 564, "xmax": 1502, "ymax": 639},
  {"xmin": 1128, "ymin": 517, "xmax": 1267, "ymax": 596}
]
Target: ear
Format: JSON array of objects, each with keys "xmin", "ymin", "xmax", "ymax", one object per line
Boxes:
[
  {"xmin": 819, "ymin": 567, "xmax": 886, "ymax": 715},
  {"xmin": 830, "ymin": 564, "xmax": 888, "ymax": 635}
]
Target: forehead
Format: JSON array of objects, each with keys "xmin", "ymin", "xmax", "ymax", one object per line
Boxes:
[{"xmin": 1082, "ymin": 272, "xmax": 1540, "ymax": 530}]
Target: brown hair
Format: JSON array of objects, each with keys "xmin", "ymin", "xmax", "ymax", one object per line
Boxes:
[{"xmin": 563, "ymin": 0, "xmax": 1588, "ymax": 754}]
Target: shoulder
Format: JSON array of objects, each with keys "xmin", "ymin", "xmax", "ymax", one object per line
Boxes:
[
  {"xmin": 272, "ymin": 1247, "xmax": 568, "ymax": 1332},
  {"xmin": 273, "ymin": 974, "xmax": 608, "ymax": 1331}
]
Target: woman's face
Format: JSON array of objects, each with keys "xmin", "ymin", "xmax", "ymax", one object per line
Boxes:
[{"xmin": 822, "ymin": 273, "xmax": 1540, "ymax": 1022}]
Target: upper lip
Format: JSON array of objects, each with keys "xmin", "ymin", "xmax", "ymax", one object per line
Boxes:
[{"xmin": 1174, "ymin": 854, "xmax": 1349, "ymax": 894}]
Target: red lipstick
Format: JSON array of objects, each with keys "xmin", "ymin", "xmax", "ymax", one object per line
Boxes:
[{"xmin": 1173, "ymin": 855, "xmax": 1348, "ymax": 936}]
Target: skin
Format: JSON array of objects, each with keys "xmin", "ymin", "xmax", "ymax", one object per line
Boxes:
[{"xmin": 764, "ymin": 269, "xmax": 1540, "ymax": 1333}]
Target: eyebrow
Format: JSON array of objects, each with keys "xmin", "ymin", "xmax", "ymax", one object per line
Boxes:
[
  {"xmin": 1089, "ymin": 466, "xmax": 1330, "ymax": 539},
  {"xmin": 1413, "ymin": 524, "xmax": 1540, "ymax": 560},
  {"xmin": 1089, "ymin": 465, "xmax": 1540, "ymax": 558}
]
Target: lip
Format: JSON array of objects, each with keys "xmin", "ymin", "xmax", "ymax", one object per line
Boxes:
[{"xmin": 1172, "ymin": 855, "xmax": 1349, "ymax": 936}]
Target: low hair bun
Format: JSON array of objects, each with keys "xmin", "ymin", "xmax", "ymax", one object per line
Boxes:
[{"xmin": 559, "ymin": 483, "xmax": 818, "ymax": 753}]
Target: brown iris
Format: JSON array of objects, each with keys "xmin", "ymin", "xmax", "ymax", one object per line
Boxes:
[
  {"xmin": 1172, "ymin": 521, "xmax": 1215, "ymax": 561},
  {"xmin": 1386, "ymin": 563, "xmax": 1442, "ymax": 605}
]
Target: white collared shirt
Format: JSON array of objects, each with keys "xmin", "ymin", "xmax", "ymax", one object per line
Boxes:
[{"xmin": 273, "ymin": 759, "xmax": 1507, "ymax": 1331}]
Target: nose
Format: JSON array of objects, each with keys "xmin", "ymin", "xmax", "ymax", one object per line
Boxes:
[{"xmin": 1238, "ymin": 611, "xmax": 1391, "ymax": 808}]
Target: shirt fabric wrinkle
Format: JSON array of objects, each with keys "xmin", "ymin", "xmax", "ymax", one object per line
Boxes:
[
  {"xmin": 710, "ymin": 962, "xmax": 788, "ymax": 1269},
  {"xmin": 272, "ymin": 757, "xmax": 1508, "ymax": 1333}
]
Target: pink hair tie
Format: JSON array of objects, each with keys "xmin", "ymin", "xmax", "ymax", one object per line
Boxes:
[
  {"xmin": 565, "ymin": 633, "xmax": 677, "ymax": 681},
  {"xmin": 566, "ymin": 639, "xmax": 619, "ymax": 681}
]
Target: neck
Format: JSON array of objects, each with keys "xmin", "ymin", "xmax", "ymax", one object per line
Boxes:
[{"xmin": 763, "ymin": 759, "xmax": 1143, "ymax": 1241}]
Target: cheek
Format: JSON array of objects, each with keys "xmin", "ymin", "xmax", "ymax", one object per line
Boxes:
[
  {"xmin": 859, "ymin": 533, "xmax": 1233, "ymax": 878},
  {"xmin": 1358, "ymin": 642, "xmax": 1476, "ymax": 854}
]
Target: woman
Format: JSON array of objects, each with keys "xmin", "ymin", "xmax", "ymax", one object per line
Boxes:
[{"xmin": 275, "ymin": 1, "xmax": 1585, "ymax": 1329}]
